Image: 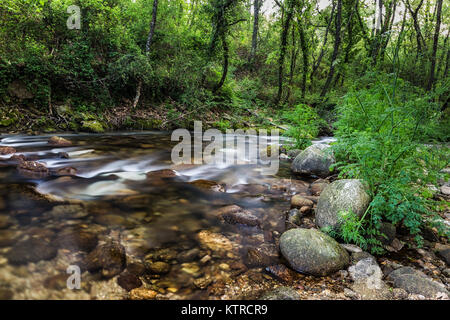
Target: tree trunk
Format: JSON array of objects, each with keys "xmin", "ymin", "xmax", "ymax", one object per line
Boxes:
[
  {"xmin": 299, "ymin": 22, "xmax": 308, "ymax": 100},
  {"xmin": 427, "ymin": 0, "xmax": 442, "ymax": 90},
  {"xmin": 406, "ymin": 0, "xmax": 426, "ymax": 57},
  {"xmin": 310, "ymin": 0, "xmax": 336, "ymax": 81},
  {"xmin": 320, "ymin": 0, "xmax": 342, "ymax": 97},
  {"xmin": 249, "ymin": 0, "xmax": 261, "ymax": 65},
  {"xmin": 133, "ymin": 0, "xmax": 159, "ymax": 109},
  {"xmin": 275, "ymin": 0, "xmax": 294, "ymax": 105},
  {"xmin": 214, "ymin": 32, "xmax": 229, "ymax": 92}
]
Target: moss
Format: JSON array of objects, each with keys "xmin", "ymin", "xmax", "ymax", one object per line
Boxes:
[
  {"xmin": 135, "ymin": 119, "xmax": 163, "ymax": 130},
  {"xmin": 0, "ymin": 117, "xmax": 16, "ymax": 127},
  {"xmin": 82, "ymin": 120, "xmax": 105, "ymax": 133}
]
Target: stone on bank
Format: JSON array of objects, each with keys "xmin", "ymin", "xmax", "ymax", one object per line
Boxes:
[
  {"xmin": 316, "ymin": 179, "xmax": 371, "ymax": 229},
  {"xmin": 279, "ymin": 228, "xmax": 350, "ymax": 276},
  {"xmin": 291, "ymin": 144, "xmax": 335, "ymax": 177}
]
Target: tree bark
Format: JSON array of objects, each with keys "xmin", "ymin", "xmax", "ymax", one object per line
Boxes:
[
  {"xmin": 427, "ymin": 0, "xmax": 442, "ymax": 90},
  {"xmin": 299, "ymin": 21, "xmax": 308, "ymax": 100},
  {"xmin": 275, "ymin": 0, "xmax": 294, "ymax": 105},
  {"xmin": 405, "ymin": 0, "xmax": 426, "ymax": 57},
  {"xmin": 249, "ymin": 0, "xmax": 261, "ymax": 65},
  {"xmin": 213, "ymin": 32, "xmax": 229, "ymax": 92},
  {"xmin": 310, "ymin": 0, "xmax": 336, "ymax": 81},
  {"xmin": 320, "ymin": 0, "xmax": 342, "ymax": 97}
]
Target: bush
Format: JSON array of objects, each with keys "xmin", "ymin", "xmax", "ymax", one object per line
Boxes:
[
  {"xmin": 331, "ymin": 72, "xmax": 449, "ymax": 253},
  {"xmin": 281, "ymin": 103, "xmax": 324, "ymax": 149}
]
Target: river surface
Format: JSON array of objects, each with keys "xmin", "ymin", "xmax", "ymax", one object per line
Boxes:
[{"xmin": 0, "ymin": 132, "xmax": 335, "ymax": 300}]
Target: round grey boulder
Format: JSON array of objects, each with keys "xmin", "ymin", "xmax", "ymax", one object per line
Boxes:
[
  {"xmin": 316, "ymin": 179, "xmax": 371, "ymax": 229},
  {"xmin": 291, "ymin": 144, "xmax": 335, "ymax": 177},
  {"xmin": 279, "ymin": 228, "xmax": 350, "ymax": 276}
]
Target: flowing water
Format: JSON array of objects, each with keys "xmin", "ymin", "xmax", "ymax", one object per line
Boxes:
[{"xmin": 0, "ymin": 132, "xmax": 334, "ymax": 300}]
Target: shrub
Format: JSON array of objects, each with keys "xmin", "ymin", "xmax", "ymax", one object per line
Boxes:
[
  {"xmin": 331, "ymin": 72, "xmax": 449, "ymax": 253},
  {"xmin": 281, "ymin": 103, "xmax": 324, "ymax": 149}
]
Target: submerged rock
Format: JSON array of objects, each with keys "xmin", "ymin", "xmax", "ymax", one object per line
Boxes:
[
  {"xmin": 290, "ymin": 195, "xmax": 313, "ymax": 208},
  {"xmin": 196, "ymin": 230, "xmax": 235, "ymax": 255},
  {"xmin": 0, "ymin": 230, "xmax": 20, "ymax": 247},
  {"xmin": 56, "ymin": 227, "xmax": 98, "ymax": 252},
  {"xmin": 146, "ymin": 261, "xmax": 171, "ymax": 274},
  {"xmin": 177, "ymin": 248, "xmax": 200, "ymax": 263},
  {"xmin": 265, "ymin": 264, "xmax": 297, "ymax": 283},
  {"xmin": 17, "ymin": 160, "xmax": 49, "ymax": 178},
  {"xmin": 84, "ymin": 242, "xmax": 126, "ymax": 278},
  {"xmin": 0, "ymin": 146, "xmax": 16, "ymax": 155},
  {"xmin": 129, "ymin": 288, "xmax": 157, "ymax": 300},
  {"xmin": 245, "ymin": 244, "xmax": 279, "ymax": 268},
  {"xmin": 48, "ymin": 204, "xmax": 88, "ymax": 220},
  {"xmin": 279, "ymin": 228, "xmax": 350, "ymax": 276},
  {"xmin": 146, "ymin": 169, "xmax": 177, "ymax": 179},
  {"xmin": 212, "ymin": 205, "xmax": 260, "ymax": 227},
  {"xmin": 94, "ymin": 214, "xmax": 128, "ymax": 227},
  {"xmin": 117, "ymin": 272, "xmax": 142, "ymax": 291},
  {"xmin": 48, "ymin": 136, "xmax": 72, "ymax": 146},
  {"xmin": 316, "ymin": 179, "xmax": 371, "ymax": 229},
  {"xmin": 189, "ymin": 179, "xmax": 225, "ymax": 192},
  {"xmin": 7, "ymin": 237, "xmax": 57, "ymax": 265},
  {"xmin": 54, "ymin": 167, "xmax": 77, "ymax": 176},
  {"xmin": 260, "ymin": 286, "xmax": 300, "ymax": 300},
  {"xmin": 221, "ymin": 209, "xmax": 259, "ymax": 227},
  {"xmin": 0, "ymin": 215, "xmax": 13, "ymax": 229},
  {"xmin": 291, "ymin": 144, "xmax": 335, "ymax": 177}
]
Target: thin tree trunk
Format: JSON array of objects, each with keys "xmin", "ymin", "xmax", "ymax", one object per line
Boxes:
[
  {"xmin": 214, "ymin": 32, "xmax": 229, "ymax": 92},
  {"xmin": 310, "ymin": 0, "xmax": 336, "ymax": 81},
  {"xmin": 275, "ymin": 0, "xmax": 294, "ymax": 105},
  {"xmin": 439, "ymin": 31, "xmax": 449, "ymax": 79},
  {"xmin": 427, "ymin": 0, "xmax": 442, "ymax": 90},
  {"xmin": 249, "ymin": 0, "xmax": 261, "ymax": 65},
  {"xmin": 285, "ymin": 23, "xmax": 298, "ymax": 103},
  {"xmin": 320, "ymin": 0, "xmax": 342, "ymax": 97},
  {"xmin": 133, "ymin": 0, "xmax": 159, "ymax": 109},
  {"xmin": 299, "ymin": 22, "xmax": 308, "ymax": 100},
  {"xmin": 379, "ymin": 0, "xmax": 397, "ymax": 62},
  {"xmin": 406, "ymin": 0, "xmax": 426, "ymax": 57}
]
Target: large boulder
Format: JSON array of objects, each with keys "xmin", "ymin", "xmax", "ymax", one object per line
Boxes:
[
  {"xmin": 316, "ymin": 179, "xmax": 371, "ymax": 229},
  {"xmin": 291, "ymin": 144, "xmax": 335, "ymax": 177},
  {"xmin": 279, "ymin": 228, "xmax": 350, "ymax": 276}
]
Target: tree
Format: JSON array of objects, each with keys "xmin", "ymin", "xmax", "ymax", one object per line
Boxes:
[
  {"xmin": 275, "ymin": 0, "xmax": 295, "ymax": 105},
  {"xmin": 133, "ymin": 0, "xmax": 159, "ymax": 109},
  {"xmin": 427, "ymin": 0, "xmax": 442, "ymax": 90},
  {"xmin": 249, "ymin": 0, "xmax": 262, "ymax": 65},
  {"xmin": 320, "ymin": 0, "xmax": 342, "ymax": 97}
]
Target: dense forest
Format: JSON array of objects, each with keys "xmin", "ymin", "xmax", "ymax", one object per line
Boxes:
[
  {"xmin": 0, "ymin": 0, "xmax": 448, "ymax": 133},
  {"xmin": 0, "ymin": 0, "xmax": 449, "ymax": 300}
]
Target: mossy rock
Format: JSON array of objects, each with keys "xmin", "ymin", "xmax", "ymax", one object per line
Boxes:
[{"xmin": 82, "ymin": 120, "xmax": 105, "ymax": 133}]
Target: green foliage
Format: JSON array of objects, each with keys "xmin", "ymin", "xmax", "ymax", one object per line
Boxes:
[
  {"xmin": 331, "ymin": 72, "xmax": 449, "ymax": 253},
  {"xmin": 281, "ymin": 103, "xmax": 324, "ymax": 149}
]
